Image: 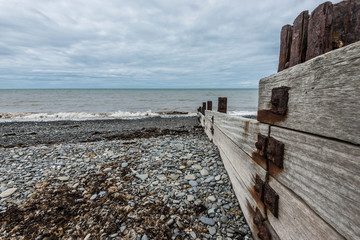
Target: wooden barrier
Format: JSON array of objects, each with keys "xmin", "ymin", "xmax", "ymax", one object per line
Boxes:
[{"xmin": 197, "ymin": 42, "xmax": 360, "ymax": 240}]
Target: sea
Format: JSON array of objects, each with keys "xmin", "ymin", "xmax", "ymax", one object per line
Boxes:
[{"xmin": 0, "ymin": 89, "xmax": 258, "ymax": 122}]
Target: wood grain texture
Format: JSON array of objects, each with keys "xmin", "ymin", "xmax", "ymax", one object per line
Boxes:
[
  {"xmin": 205, "ymin": 110, "xmax": 269, "ymax": 158},
  {"xmin": 270, "ymin": 126, "xmax": 360, "ymax": 240},
  {"xmin": 214, "ymin": 125, "xmax": 266, "ymax": 240},
  {"xmin": 258, "ymin": 41, "xmax": 360, "ymax": 145},
  {"xmin": 267, "ymin": 177, "xmax": 345, "ymax": 240}
]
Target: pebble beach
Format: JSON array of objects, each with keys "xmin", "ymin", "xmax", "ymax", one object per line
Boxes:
[{"xmin": 0, "ymin": 117, "xmax": 253, "ymax": 239}]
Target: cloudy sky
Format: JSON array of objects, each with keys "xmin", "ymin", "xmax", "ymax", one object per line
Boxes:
[{"xmin": 0, "ymin": 0, "xmax": 341, "ymax": 89}]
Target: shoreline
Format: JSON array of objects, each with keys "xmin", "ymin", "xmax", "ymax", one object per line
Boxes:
[
  {"xmin": 0, "ymin": 117, "xmax": 253, "ymax": 239},
  {"xmin": 0, "ymin": 116, "xmax": 199, "ymax": 148}
]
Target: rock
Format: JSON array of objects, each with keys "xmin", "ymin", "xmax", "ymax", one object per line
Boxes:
[
  {"xmin": 185, "ymin": 174, "xmax": 196, "ymax": 180},
  {"xmin": 141, "ymin": 235, "xmax": 149, "ymax": 240},
  {"xmin": 207, "ymin": 196, "xmax": 216, "ymax": 202},
  {"xmin": 200, "ymin": 169, "xmax": 209, "ymax": 176},
  {"xmin": 289, "ymin": 10, "xmax": 309, "ymax": 67},
  {"xmin": 157, "ymin": 175, "xmax": 167, "ymax": 181},
  {"xmin": 169, "ymin": 174, "xmax": 180, "ymax": 180},
  {"xmin": 238, "ymin": 226, "xmax": 248, "ymax": 236},
  {"xmin": 0, "ymin": 188, "xmax": 17, "ymax": 198},
  {"xmin": 203, "ymin": 176, "xmax": 215, "ymax": 183},
  {"xmin": 84, "ymin": 233, "xmax": 91, "ymax": 240},
  {"xmin": 208, "ymin": 226, "xmax": 216, "ymax": 235},
  {"xmin": 187, "ymin": 195, "xmax": 195, "ymax": 201},
  {"xmin": 121, "ymin": 162, "xmax": 128, "ymax": 168},
  {"xmin": 57, "ymin": 176, "xmax": 69, "ymax": 181},
  {"xmin": 278, "ymin": 24, "xmax": 293, "ymax": 72},
  {"xmin": 189, "ymin": 231, "xmax": 196, "ymax": 239},
  {"xmin": 189, "ymin": 180, "xmax": 198, "ymax": 187},
  {"xmin": 136, "ymin": 174, "xmax": 149, "ymax": 181},
  {"xmin": 90, "ymin": 194, "xmax": 97, "ymax": 200},
  {"xmin": 103, "ymin": 167, "xmax": 112, "ymax": 172},
  {"xmin": 221, "ymin": 215, "xmax": 229, "ymax": 223},
  {"xmin": 192, "ymin": 164, "xmax": 202, "ymax": 170},
  {"xmin": 200, "ymin": 216, "xmax": 215, "ymax": 226}
]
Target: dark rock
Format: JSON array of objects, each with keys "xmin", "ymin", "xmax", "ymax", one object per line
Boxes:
[
  {"xmin": 289, "ymin": 11, "xmax": 309, "ymax": 67},
  {"xmin": 306, "ymin": 1, "xmax": 334, "ymax": 61},
  {"xmin": 278, "ymin": 24, "xmax": 293, "ymax": 72}
]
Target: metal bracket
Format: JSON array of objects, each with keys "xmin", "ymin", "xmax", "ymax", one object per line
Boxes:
[
  {"xmin": 255, "ymin": 134, "xmax": 268, "ymax": 158},
  {"xmin": 254, "ymin": 174, "xmax": 265, "ymax": 201},
  {"xmin": 266, "ymin": 137, "xmax": 284, "ymax": 168},
  {"xmin": 255, "ymin": 134, "xmax": 284, "ymax": 169},
  {"xmin": 211, "ymin": 116, "xmax": 214, "ymax": 135},
  {"xmin": 271, "ymin": 86, "xmax": 290, "ymax": 116},
  {"xmin": 253, "ymin": 208, "xmax": 271, "ymax": 240},
  {"xmin": 264, "ymin": 183, "xmax": 279, "ymax": 218}
]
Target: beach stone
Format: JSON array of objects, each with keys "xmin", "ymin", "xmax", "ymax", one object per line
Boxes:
[
  {"xmin": 208, "ymin": 226, "xmax": 216, "ymax": 235},
  {"xmin": 141, "ymin": 235, "xmax": 149, "ymax": 240},
  {"xmin": 189, "ymin": 231, "xmax": 196, "ymax": 239},
  {"xmin": 121, "ymin": 162, "xmax": 128, "ymax": 168},
  {"xmin": 136, "ymin": 174, "xmax": 149, "ymax": 181},
  {"xmin": 84, "ymin": 233, "xmax": 91, "ymax": 240},
  {"xmin": 57, "ymin": 176, "xmax": 69, "ymax": 181},
  {"xmin": 169, "ymin": 174, "xmax": 180, "ymax": 180},
  {"xmin": 189, "ymin": 180, "xmax": 198, "ymax": 187},
  {"xmin": 192, "ymin": 164, "xmax": 202, "ymax": 170},
  {"xmin": 200, "ymin": 169, "xmax": 209, "ymax": 176},
  {"xmin": 157, "ymin": 175, "xmax": 167, "ymax": 181},
  {"xmin": 187, "ymin": 195, "xmax": 195, "ymax": 201},
  {"xmin": 104, "ymin": 167, "xmax": 112, "ymax": 172},
  {"xmin": 90, "ymin": 194, "xmax": 97, "ymax": 200},
  {"xmin": 0, "ymin": 188, "xmax": 17, "ymax": 198},
  {"xmin": 185, "ymin": 174, "xmax": 196, "ymax": 180},
  {"xmin": 200, "ymin": 216, "xmax": 215, "ymax": 226},
  {"xmin": 208, "ymin": 196, "xmax": 216, "ymax": 202}
]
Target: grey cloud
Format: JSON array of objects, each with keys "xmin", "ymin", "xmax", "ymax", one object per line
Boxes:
[{"xmin": 0, "ymin": 0, "xmax": 343, "ymax": 89}]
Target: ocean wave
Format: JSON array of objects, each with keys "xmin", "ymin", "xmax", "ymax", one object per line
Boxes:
[
  {"xmin": 0, "ymin": 110, "xmax": 256, "ymax": 122},
  {"xmin": 0, "ymin": 111, "xmax": 198, "ymax": 122}
]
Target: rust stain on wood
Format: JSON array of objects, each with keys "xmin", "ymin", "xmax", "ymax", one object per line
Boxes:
[
  {"xmin": 248, "ymin": 183, "xmax": 265, "ymax": 211},
  {"xmin": 244, "ymin": 120, "xmax": 250, "ymax": 136},
  {"xmin": 251, "ymin": 152, "xmax": 267, "ymax": 170},
  {"xmin": 268, "ymin": 162, "xmax": 284, "ymax": 178},
  {"xmin": 257, "ymin": 110, "xmax": 287, "ymax": 124}
]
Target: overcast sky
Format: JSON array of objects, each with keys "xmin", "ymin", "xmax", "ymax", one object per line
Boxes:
[{"xmin": 0, "ymin": 0, "xmax": 341, "ymax": 89}]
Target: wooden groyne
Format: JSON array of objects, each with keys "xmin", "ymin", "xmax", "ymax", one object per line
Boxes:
[{"xmin": 197, "ymin": 41, "xmax": 360, "ymax": 240}]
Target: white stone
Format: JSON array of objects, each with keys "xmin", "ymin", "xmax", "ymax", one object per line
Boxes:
[
  {"xmin": 187, "ymin": 195, "xmax": 195, "ymax": 201},
  {"xmin": 208, "ymin": 196, "xmax": 216, "ymax": 202},
  {"xmin": 192, "ymin": 164, "xmax": 202, "ymax": 170},
  {"xmin": 200, "ymin": 169, "xmax": 209, "ymax": 176},
  {"xmin": 57, "ymin": 176, "xmax": 69, "ymax": 181},
  {"xmin": 185, "ymin": 174, "xmax": 196, "ymax": 180},
  {"xmin": 104, "ymin": 167, "xmax": 112, "ymax": 172},
  {"xmin": 0, "ymin": 188, "xmax": 17, "ymax": 198}
]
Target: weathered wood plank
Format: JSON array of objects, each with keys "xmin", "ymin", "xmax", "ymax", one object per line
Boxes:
[
  {"xmin": 269, "ymin": 126, "xmax": 360, "ymax": 240},
  {"xmin": 213, "ymin": 124, "xmax": 267, "ymax": 239},
  {"xmin": 267, "ymin": 177, "xmax": 345, "ymax": 240},
  {"xmin": 258, "ymin": 41, "xmax": 360, "ymax": 145},
  {"xmin": 206, "ymin": 110, "xmax": 269, "ymax": 162}
]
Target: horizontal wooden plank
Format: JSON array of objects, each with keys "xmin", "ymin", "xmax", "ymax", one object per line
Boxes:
[
  {"xmin": 258, "ymin": 41, "xmax": 360, "ymax": 145},
  {"xmin": 269, "ymin": 126, "xmax": 360, "ymax": 240},
  {"xmin": 206, "ymin": 110, "xmax": 269, "ymax": 162},
  {"xmin": 267, "ymin": 177, "xmax": 345, "ymax": 240},
  {"xmin": 214, "ymin": 125, "xmax": 267, "ymax": 239}
]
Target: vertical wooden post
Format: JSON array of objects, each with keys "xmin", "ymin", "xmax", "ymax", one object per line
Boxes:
[
  {"xmin": 202, "ymin": 102, "xmax": 206, "ymax": 115},
  {"xmin": 207, "ymin": 101, "xmax": 212, "ymax": 111},
  {"xmin": 218, "ymin": 97, "xmax": 227, "ymax": 113}
]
